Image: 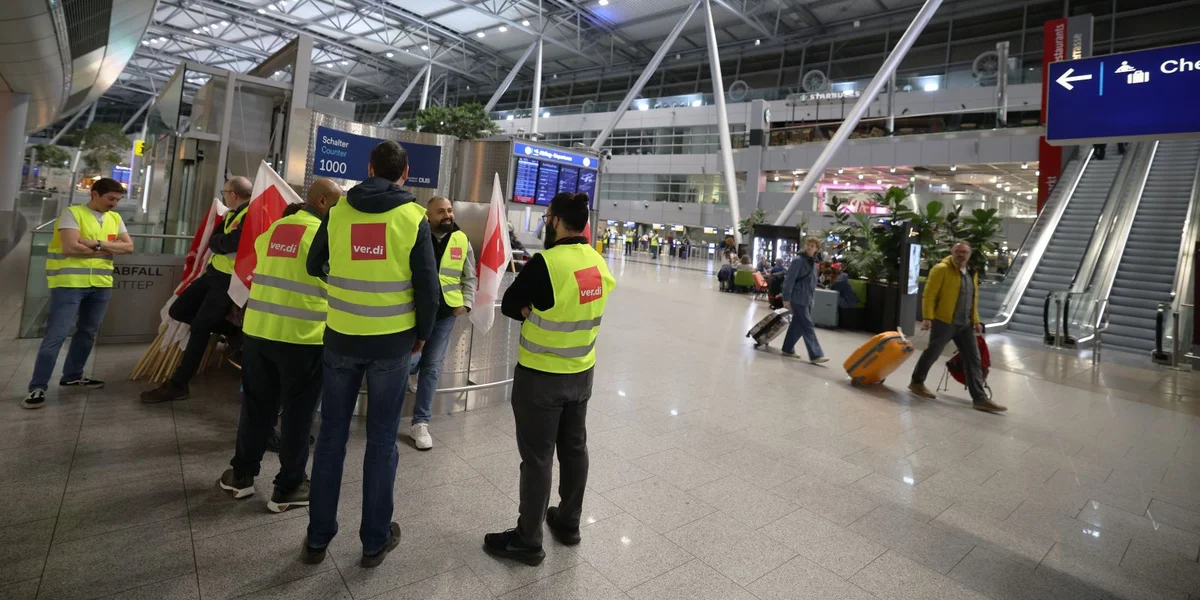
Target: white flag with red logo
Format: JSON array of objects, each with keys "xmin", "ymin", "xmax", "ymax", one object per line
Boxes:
[
  {"xmin": 227, "ymin": 161, "xmax": 299, "ymax": 306},
  {"xmin": 470, "ymin": 173, "xmax": 512, "ymax": 334},
  {"xmin": 159, "ymin": 197, "xmax": 228, "ymax": 350}
]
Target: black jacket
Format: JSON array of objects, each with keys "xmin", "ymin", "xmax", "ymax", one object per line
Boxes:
[
  {"xmin": 306, "ymin": 177, "xmax": 439, "ymax": 359},
  {"xmin": 501, "ymin": 236, "xmax": 589, "ymax": 321}
]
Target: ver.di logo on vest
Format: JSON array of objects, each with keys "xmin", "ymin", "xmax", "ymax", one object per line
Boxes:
[
  {"xmin": 350, "ymin": 223, "xmax": 388, "ymax": 260},
  {"xmin": 450, "ymin": 247, "xmax": 463, "ymax": 261},
  {"xmin": 574, "ymin": 266, "xmax": 603, "ymax": 305},
  {"xmin": 267, "ymin": 224, "xmax": 306, "ymax": 258}
]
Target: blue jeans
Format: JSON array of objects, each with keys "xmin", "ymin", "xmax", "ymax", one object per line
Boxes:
[
  {"xmin": 782, "ymin": 302, "xmax": 824, "ymax": 360},
  {"xmin": 307, "ymin": 342, "xmax": 413, "ymax": 555},
  {"xmin": 29, "ymin": 287, "xmax": 112, "ymax": 391},
  {"xmin": 408, "ymin": 315, "xmax": 458, "ymax": 424}
]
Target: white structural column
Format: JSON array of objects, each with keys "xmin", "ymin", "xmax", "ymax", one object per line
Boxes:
[
  {"xmin": 590, "ymin": 0, "xmax": 701, "ymax": 152},
  {"xmin": 0, "ymin": 93, "xmax": 31, "ymax": 212},
  {"xmin": 418, "ymin": 62, "xmax": 433, "ymax": 112},
  {"xmin": 702, "ymin": 0, "xmax": 744, "ymax": 244},
  {"xmin": 996, "ymin": 41, "xmax": 1009, "ymax": 125},
  {"xmin": 485, "ymin": 41, "xmax": 538, "ymax": 113},
  {"xmin": 380, "ymin": 64, "xmax": 430, "ymax": 126},
  {"xmin": 531, "ymin": 37, "xmax": 544, "ymax": 135},
  {"xmin": 774, "ymin": 0, "xmax": 944, "ymax": 225},
  {"xmin": 886, "ymin": 72, "xmax": 896, "ymax": 134}
]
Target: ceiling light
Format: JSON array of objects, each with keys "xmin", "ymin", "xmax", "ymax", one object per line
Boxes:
[
  {"xmin": 257, "ymin": 8, "xmax": 266, "ymax": 13},
  {"xmin": 506, "ymin": 114, "xmax": 514, "ymax": 121},
  {"xmin": 466, "ymin": 85, "xmax": 470, "ymax": 90},
  {"xmin": 1027, "ymin": 195, "xmax": 1033, "ymax": 200},
  {"xmin": 832, "ymin": 179, "xmax": 838, "ymax": 184},
  {"xmin": 638, "ymin": 104, "xmax": 648, "ymax": 111},
  {"xmin": 754, "ymin": 39, "xmax": 761, "ymax": 45},
  {"xmin": 221, "ymin": 21, "xmax": 229, "ymax": 26},
  {"xmin": 1035, "ymin": 170, "xmax": 1041, "ymax": 176},
  {"xmin": 773, "ymin": 174, "xmax": 780, "ymax": 181},
  {"xmin": 521, "ymin": 19, "xmax": 530, "ymax": 26},
  {"xmin": 691, "ymin": 99, "xmax": 702, "ymax": 107},
  {"xmin": 876, "ymin": 179, "xmax": 882, "ymax": 184},
  {"xmin": 923, "ymin": 82, "xmax": 939, "ymax": 92},
  {"xmin": 889, "ymin": 167, "xmax": 896, "ymax": 173},
  {"xmin": 193, "ymin": 28, "xmax": 201, "ymax": 33},
  {"xmin": 995, "ymin": 183, "xmax": 1003, "ymax": 188},
  {"xmin": 421, "ymin": 44, "xmax": 429, "ymax": 51},
  {"xmin": 477, "ymin": 31, "xmax": 485, "ymax": 37},
  {"xmin": 910, "ymin": 176, "xmax": 916, "ymax": 182},
  {"xmin": 386, "ymin": 52, "xmax": 393, "ymax": 58},
  {"xmin": 340, "ymin": 60, "xmax": 348, "ymax": 65},
  {"xmin": 857, "ymin": 174, "xmax": 863, "ymax": 180},
  {"xmin": 542, "ymin": 111, "xmax": 550, "ymax": 118},
  {"xmin": 499, "ymin": 25, "xmax": 507, "ymax": 32},
  {"xmin": 202, "ymin": 25, "xmax": 210, "ymax": 30},
  {"xmin": 837, "ymin": 168, "xmax": 843, "ymax": 174},
  {"xmin": 158, "ymin": 37, "xmax": 166, "ymax": 42},
  {"xmin": 1004, "ymin": 186, "xmax": 1011, "ymax": 192},
  {"xmin": 950, "ymin": 165, "xmax": 957, "ymax": 171},
  {"xmin": 141, "ymin": 40, "xmax": 149, "ymax": 45},
  {"xmin": 1021, "ymin": 162, "xmax": 1029, "ymax": 169},
  {"xmin": 599, "ymin": 0, "xmax": 608, "ymax": 5},
  {"xmin": 553, "ymin": 73, "xmax": 558, "ymax": 79}
]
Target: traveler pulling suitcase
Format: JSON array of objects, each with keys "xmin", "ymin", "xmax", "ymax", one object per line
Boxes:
[
  {"xmin": 843, "ymin": 331, "xmax": 915, "ymax": 385},
  {"xmin": 747, "ymin": 309, "xmax": 791, "ymax": 348}
]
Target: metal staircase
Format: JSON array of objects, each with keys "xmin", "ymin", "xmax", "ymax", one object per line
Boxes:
[
  {"xmin": 1005, "ymin": 157, "xmax": 1123, "ymax": 335},
  {"xmin": 1104, "ymin": 140, "xmax": 1200, "ymax": 354}
]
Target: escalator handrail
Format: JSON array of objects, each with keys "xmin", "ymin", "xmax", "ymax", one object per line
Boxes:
[
  {"xmin": 1163, "ymin": 142, "xmax": 1200, "ymax": 352},
  {"xmin": 1043, "ymin": 293, "xmax": 1053, "ymax": 342},
  {"xmin": 1069, "ymin": 145, "xmax": 1144, "ymax": 289},
  {"xmin": 987, "ymin": 146, "xmax": 1090, "ymax": 330},
  {"xmin": 1154, "ymin": 302, "xmax": 1168, "ymax": 358}
]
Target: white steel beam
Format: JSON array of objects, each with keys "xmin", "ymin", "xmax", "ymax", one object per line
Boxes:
[
  {"xmin": 485, "ymin": 41, "xmax": 537, "ymax": 113},
  {"xmin": 702, "ymin": 0, "xmax": 743, "ymax": 245}
]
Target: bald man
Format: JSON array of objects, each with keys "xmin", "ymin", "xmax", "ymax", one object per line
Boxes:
[
  {"xmin": 143, "ymin": 177, "xmax": 255, "ymax": 403},
  {"xmin": 218, "ymin": 179, "xmax": 342, "ymax": 511}
]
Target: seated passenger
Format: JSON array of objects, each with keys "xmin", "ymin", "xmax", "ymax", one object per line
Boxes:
[{"xmin": 737, "ymin": 255, "xmax": 755, "ymax": 272}]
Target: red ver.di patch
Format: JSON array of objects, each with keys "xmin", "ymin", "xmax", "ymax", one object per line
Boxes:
[
  {"xmin": 450, "ymin": 246, "xmax": 463, "ymax": 261},
  {"xmin": 351, "ymin": 223, "xmax": 387, "ymax": 260},
  {"xmin": 575, "ymin": 266, "xmax": 603, "ymax": 304},
  {"xmin": 266, "ymin": 224, "xmax": 306, "ymax": 258}
]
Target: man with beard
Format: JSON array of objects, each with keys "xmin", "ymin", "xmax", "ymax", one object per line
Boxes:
[{"xmin": 406, "ymin": 196, "xmax": 476, "ymax": 450}]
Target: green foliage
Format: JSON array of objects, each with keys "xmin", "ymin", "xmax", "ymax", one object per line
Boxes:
[
  {"xmin": 76, "ymin": 123, "xmax": 131, "ymax": 176},
  {"xmin": 30, "ymin": 144, "xmax": 72, "ymax": 168},
  {"xmin": 842, "ymin": 213, "xmax": 887, "ymax": 282},
  {"xmin": 738, "ymin": 208, "xmax": 766, "ymax": 236},
  {"xmin": 404, "ymin": 103, "xmax": 500, "ymax": 140}
]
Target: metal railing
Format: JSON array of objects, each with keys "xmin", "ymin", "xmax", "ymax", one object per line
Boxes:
[{"xmin": 1154, "ymin": 144, "xmax": 1200, "ymax": 367}]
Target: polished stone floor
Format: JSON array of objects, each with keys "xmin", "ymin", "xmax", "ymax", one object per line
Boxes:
[{"xmin": 1, "ymin": 251, "xmax": 1199, "ymax": 600}]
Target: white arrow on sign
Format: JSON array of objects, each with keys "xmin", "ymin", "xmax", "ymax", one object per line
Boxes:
[{"xmin": 1056, "ymin": 67, "xmax": 1093, "ymax": 91}]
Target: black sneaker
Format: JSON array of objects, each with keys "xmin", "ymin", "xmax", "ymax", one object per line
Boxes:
[
  {"xmin": 218, "ymin": 469, "xmax": 254, "ymax": 499},
  {"xmin": 60, "ymin": 377, "xmax": 105, "ymax": 389},
  {"xmin": 483, "ymin": 528, "xmax": 545, "ymax": 566},
  {"xmin": 546, "ymin": 506, "xmax": 581, "ymax": 546},
  {"xmin": 266, "ymin": 428, "xmax": 282, "ymax": 453},
  {"xmin": 267, "ymin": 481, "xmax": 310, "ymax": 513},
  {"xmin": 21, "ymin": 389, "xmax": 46, "ymax": 410},
  {"xmin": 361, "ymin": 522, "xmax": 401, "ymax": 568},
  {"xmin": 301, "ymin": 541, "xmax": 327, "ymax": 565},
  {"xmin": 141, "ymin": 382, "xmax": 189, "ymax": 404}
]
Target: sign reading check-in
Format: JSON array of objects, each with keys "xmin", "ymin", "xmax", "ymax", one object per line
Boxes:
[
  {"xmin": 313, "ymin": 126, "xmax": 442, "ymax": 188},
  {"xmin": 1047, "ymin": 41, "xmax": 1200, "ymax": 144}
]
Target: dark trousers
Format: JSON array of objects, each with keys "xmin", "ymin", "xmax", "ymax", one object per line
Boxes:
[
  {"xmin": 307, "ymin": 343, "xmax": 414, "ymax": 555},
  {"xmin": 511, "ymin": 364, "xmax": 592, "ymax": 547},
  {"xmin": 231, "ymin": 336, "xmax": 323, "ymax": 492},
  {"xmin": 912, "ymin": 320, "xmax": 987, "ymax": 403},
  {"xmin": 168, "ymin": 269, "xmax": 236, "ymax": 386},
  {"xmin": 624, "ymin": 242, "xmax": 632, "ymax": 256}
]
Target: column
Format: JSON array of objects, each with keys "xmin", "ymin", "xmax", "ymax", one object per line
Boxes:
[{"xmin": 0, "ymin": 93, "xmax": 31, "ymax": 213}]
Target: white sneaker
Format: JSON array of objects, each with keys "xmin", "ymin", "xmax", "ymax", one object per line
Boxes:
[
  {"xmin": 407, "ymin": 374, "xmax": 419, "ymax": 394},
  {"xmin": 411, "ymin": 422, "xmax": 433, "ymax": 451}
]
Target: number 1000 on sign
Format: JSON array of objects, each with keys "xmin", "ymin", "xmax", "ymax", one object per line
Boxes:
[{"xmin": 319, "ymin": 159, "xmax": 348, "ymax": 175}]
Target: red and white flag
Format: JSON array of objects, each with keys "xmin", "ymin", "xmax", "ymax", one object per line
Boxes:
[
  {"xmin": 159, "ymin": 197, "xmax": 228, "ymax": 350},
  {"xmin": 227, "ymin": 161, "xmax": 298, "ymax": 306},
  {"xmin": 470, "ymin": 173, "xmax": 512, "ymax": 334}
]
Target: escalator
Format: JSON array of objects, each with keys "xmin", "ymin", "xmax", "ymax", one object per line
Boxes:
[
  {"xmin": 1005, "ymin": 157, "xmax": 1123, "ymax": 335},
  {"xmin": 1103, "ymin": 140, "xmax": 1200, "ymax": 354}
]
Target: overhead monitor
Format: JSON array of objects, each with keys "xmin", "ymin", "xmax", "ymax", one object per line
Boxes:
[{"xmin": 510, "ymin": 142, "xmax": 599, "ymax": 209}]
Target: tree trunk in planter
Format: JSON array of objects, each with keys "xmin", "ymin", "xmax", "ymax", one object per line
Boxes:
[{"xmin": 864, "ymin": 282, "xmax": 901, "ymax": 333}]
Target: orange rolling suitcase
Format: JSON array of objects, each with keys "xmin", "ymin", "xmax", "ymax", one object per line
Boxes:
[{"xmin": 844, "ymin": 331, "xmax": 915, "ymax": 386}]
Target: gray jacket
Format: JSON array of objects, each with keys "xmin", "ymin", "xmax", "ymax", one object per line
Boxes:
[{"xmin": 784, "ymin": 254, "xmax": 818, "ymax": 306}]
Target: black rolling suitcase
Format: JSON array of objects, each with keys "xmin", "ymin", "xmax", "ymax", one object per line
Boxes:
[{"xmin": 747, "ymin": 309, "xmax": 791, "ymax": 348}]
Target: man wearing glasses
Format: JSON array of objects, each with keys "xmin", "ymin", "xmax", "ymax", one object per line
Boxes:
[{"xmin": 142, "ymin": 176, "xmax": 253, "ymax": 403}]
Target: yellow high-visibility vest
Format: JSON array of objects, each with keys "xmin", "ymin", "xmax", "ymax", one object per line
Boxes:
[
  {"xmin": 650, "ymin": 236, "xmax": 659, "ymax": 247},
  {"xmin": 209, "ymin": 206, "xmax": 249, "ymax": 274},
  {"xmin": 518, "ymin": 243, "xmax": 616, "ymax": 374},
  {"xmin": 45, "ymin": 205, "xmax": 123, "ymax": 289},
  {"xmin": 242, "ymin": 210, "xmax": 327, "ymax": 345},
  {"xmin": 325, "ymin": 200, "xmax": 426, "ymax": 335},
  {"xmin": 438, "ymin": 230, "xmax": 469, "ymax": 308}
]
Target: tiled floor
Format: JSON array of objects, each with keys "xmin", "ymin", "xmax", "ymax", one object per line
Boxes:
[{"xmin": 2, "ymin": 250, "xmax": 1200, "ymax": 600}]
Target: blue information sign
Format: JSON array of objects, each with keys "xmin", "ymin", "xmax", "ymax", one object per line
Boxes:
[
  {"xmin": 1047, "ymin": 41, "xmax": 1200, "ymax": 145},
  {"xmin": 313, "ymin": 126, "xmax": 442, "ymax": 188},
  {"xmin": 513, "ymin": 142, "xmax": 599, "ymax": 169}
]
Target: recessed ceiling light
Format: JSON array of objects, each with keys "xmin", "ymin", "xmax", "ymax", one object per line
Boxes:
[
  {"xmin": 499, "ymin": 26, "xmax": 507, "ymax": 32},
  {"xmin": 773, "ymin": 174, "xmax": 779, "ymax": 181},
  {"xmin": 598, "ymin": 0, "xmax": 608, "ymax": 5},
  {"xmin": 889, "ymin": 167, "xmax": 896, "ymax": 173},
  {"xmin": 876, "ymin": 179, "xmax": 882, "ymax": 184},
  {"xmin": 910, "ymin": 176, "xmax": 916, "ymax": 182},
  {"xmin": 837, "ymin": 168, "xmax": 843, "ymax": 174},
  {"xmin": 193, "ymin": 28, "xmax": 201, "ymax": 33},
  {"xmin": 221, "ymin": 21, "xmax": 229, "ymax": 26},
  {"xmin": 257, "ymin": 8, "xmax": 266, "ymax": 13},
  {"xmin": 995, "ymin": 183, "xmax": 1002, "ymax": 188},
  {"xmin": 158, "ymin": 37, "xmax": 166, "ymax": 42},
  {"xmin": 386, "ymin": 52, "xmax": 393, "ymax": 58},
  {"xmin": 754, "ymin": 39, "xmax": 761, "ymax": 45},
  {"xmin": 1021, "ymin": 162, "xmax": 1029, "ymax": 169},
  {"xmin": 340, "ymin": 60, "xmax": 348, "ymax": 65},
  {"xmin": 506, "ymin": 114, "xmax": 514, "ymax": 120},
  {"xmin": 857, "ymin": 174, "xmax": 863, "ymax": 180},
  {"xmin": 950, "ymin": 165, "xmax": 957, "ymax": 171},
  {"xmin": 477, "ymin": 31, "xmax": 485, "ymax": 38},
  {"xmin": 832, "ymin": 179, "xmax": 839, "ymax": 185},
  {"xmin": 421, "ymin": 44, "xmax": 429, "ymax": 51},
  {"xmin": 1035, "ymin": 170, "xmax": 1040, "ymax": 176},
  {"xmin": 691, "ymin": 99, "xmax": 702, "ymax": 107},
  {"xmin": 521, "ymin": 19, "xmax": 530, "ymax": 26},
  {"xmin": 1004, "ymin": 186, "xmax": 1011, "ymax": 192},
  {"xmin": 542, "ymin": 111, "xmax": 550, "ymax": 118}
]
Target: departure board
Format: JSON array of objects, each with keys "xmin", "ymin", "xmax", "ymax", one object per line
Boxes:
[
  {"xmin": 513, "ymin": 157, "xmax": 539, "ymax": 204},
  {"xmin": 577, "ymin": 169, "xmax": 597, "ymax": 205},
  {"xmin": 535, "ymin": 163, "xmax": 560, "ymax": 206},
  {"xmin": 558, "ymin": 166, "xmax": 579, "ymax": 194}
]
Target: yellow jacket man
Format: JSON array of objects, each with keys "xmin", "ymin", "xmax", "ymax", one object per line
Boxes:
[{"xmin": 909, "ymin": 242, "xmax": 1006, "ymax": 412}]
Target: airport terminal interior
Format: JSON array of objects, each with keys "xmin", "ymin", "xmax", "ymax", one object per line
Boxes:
[{"xmin": 3, "ymin": 0, "xmax": 1200, "ymax": 599}]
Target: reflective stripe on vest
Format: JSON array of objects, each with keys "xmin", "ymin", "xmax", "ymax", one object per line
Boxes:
[
  {"xmin": 242, "ymin": 211, "xmax": 328, "ymax": 345},
  {"xmin": 209, "ymin": 206, "xmax": 248, "ymax": 274},
  {"xmin": 438, "ymin": 230, "xmax": 468, "ymax": 308},
  {"xmin": 325, "ymin": 200, "xmax": 426, "ymax": 335},
  {"xmin": 518, "ymin": 243, "xmax": 616, "ymax": 374},
  {"xmin": 45, "ymin": 205, "xmax": 123, "ymax": 289}
]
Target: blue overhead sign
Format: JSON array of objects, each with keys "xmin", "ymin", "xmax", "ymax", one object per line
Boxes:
[
  {"xmin": 313, "ymin": 126, "xmax": 441, "ymax": 188},
  {"xmin": 513, "ymin": 142, "xmax": 598, "ymax": 169},
  {"xmin": 1047, "ymin": 41, "xmax": 1200, "ymax": 145}
]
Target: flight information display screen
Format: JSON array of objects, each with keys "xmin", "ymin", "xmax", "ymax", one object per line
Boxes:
[
  {"xmin": 535, "ymin": 163, "xmax": 560, "ymax": 206},
  {"xmin": 557, "ymin": 166, "xmax": 579, "ymax": 194},
  {"xmin": 512, "ymin": 157, "xmax": 539, "ymax": 204},
  {"xmin": 577, "ymin": 169, "xmax": 597, "ymax": 202}
]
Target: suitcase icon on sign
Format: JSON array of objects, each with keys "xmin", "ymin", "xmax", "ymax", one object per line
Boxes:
[{"xmin": 1115, "ymin": 61, "xmax": 1149, "ymax": 84}]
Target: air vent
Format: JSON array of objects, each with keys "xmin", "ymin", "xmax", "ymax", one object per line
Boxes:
[{"xmin": 62, "ymin": 0, "xmax": 113, "ymax": 60}]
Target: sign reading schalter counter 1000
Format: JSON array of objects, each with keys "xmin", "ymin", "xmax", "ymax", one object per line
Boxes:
[
  {"xmin": 1047, "ymin": 41, "xmax": 1200, "ymax": 145},
  {"xmin": 314, "ymin": 126, "xmax": 441, "ymax": 188}
]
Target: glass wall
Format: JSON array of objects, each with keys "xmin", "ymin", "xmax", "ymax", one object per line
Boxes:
[
  {"xmin": 541, "ymin": 124, "xmax": 748, "ymax": 156},
  {"xmin": 598, "ymin": 173, "xmax": 745, "ymax": 204}
]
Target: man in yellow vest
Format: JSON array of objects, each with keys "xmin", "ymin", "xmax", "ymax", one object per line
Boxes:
[
  {"xmin": 301, "ymin": 141, "xmax": 439, "ymax": 569},
  {"xmin": 23, "ymin": 178, "xmax": 134, "ymax": 409},
  {"xmin": 623, "ymin": 230, "xmax": 633, "ymax": 256},
  {"xmin": 216, "ymin": 178, "xmax": 342, "ymax": 512},
  {"xmin": 406, "ymin": 196, "xmax": 476, "ymax": 450},
  {"xmin": 141, "ymin": 176, "xmax": 253, "ymax": 403},
  {"xmin": 484, "ymin": 192, "xmax": 615, "ymax": 566},
  {"xmin": 649, "ymin": 231, "xmax": 660, "ymax": 259}
]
